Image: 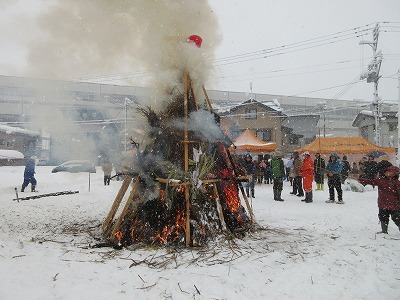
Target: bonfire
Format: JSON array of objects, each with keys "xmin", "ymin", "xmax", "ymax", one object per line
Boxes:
[{"xmin": 102, "ymin": 71, "xmax": 255, "ymax": 249}]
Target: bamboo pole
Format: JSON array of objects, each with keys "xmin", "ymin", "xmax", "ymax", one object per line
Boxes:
[
  {"xmin": 183, "ymin": 69, "xmax": 191, "ymax": 247},
  {"xmin": 155, "ymin": 176, "xmax": 249, "ymax": 186}
]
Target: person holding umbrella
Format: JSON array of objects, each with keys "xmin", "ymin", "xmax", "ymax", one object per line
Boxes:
[
  {"xmin": 363, "ymin": 154, "xmax": 378, "ymax": 180},
  {"xmin": 358, "ymin": 165, "xmax": 400, "ymax": 234}
]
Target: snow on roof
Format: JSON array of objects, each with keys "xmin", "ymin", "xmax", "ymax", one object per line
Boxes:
[
  {"xmin": 0, "ymin": 124, "xmax": 40, "ymax": 136},
  {"xmin": 359, "ymin": 110, "xmax": 374, "ymax": 117},
  {"xmin": 0, "ymin": 149, "xmax": 24, "ymax": 159}
]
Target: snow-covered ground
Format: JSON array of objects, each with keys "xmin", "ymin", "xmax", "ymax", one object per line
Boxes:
[{"xmin": 0, "ymin": 166, "xmax": 399, "ymax": 299}]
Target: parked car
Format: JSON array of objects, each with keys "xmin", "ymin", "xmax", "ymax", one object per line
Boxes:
[{"xmin": 52, "ymin": 160, "xmax": 96, "ymax": 173}]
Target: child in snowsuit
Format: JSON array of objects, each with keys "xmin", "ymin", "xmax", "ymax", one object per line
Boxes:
[
  {"xmin": 325, "ymin": 153, "xmax": 344, "ymax": 204},
  {"xmin": 358, "ymin": 165, "xmax": 400, "ymax": 234},
  {"xmin": 21, "ymin": 157, "xmax": 37, "ymax": 192},
  {"xmin": 271, "ymin": 151, "xmax": 285, "ymax": 201}
]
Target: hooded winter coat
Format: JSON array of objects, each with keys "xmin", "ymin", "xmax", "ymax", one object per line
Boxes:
[
  {"xmin": 358, "ymin": 176, "xmax": 400, "ymax": 210},
  {"xmin": 300, "ymin": 155, "xmax": 314, "ymax": 192},
  {"xmin": 326, "ymin": 153, "xmax": 343, "ymax": 176}
]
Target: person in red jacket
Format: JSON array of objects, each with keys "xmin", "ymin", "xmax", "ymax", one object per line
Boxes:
[
  {"xmin": 358, "ymin": 165, "xmax": 400, "ymax": 234},
  {"xmin": 300, "ymin": 151, "xmax": 314, "ymax": 203}
]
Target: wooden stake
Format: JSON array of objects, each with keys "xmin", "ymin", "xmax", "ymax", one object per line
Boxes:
[
  {"xmin": 189, "ymin": 77, "xmax": 199, "ymax": 111},
  {"xmin": 102, "ymin": 175, "xmax": 132, "ymax": 233},
  {"xmin": 213, "ymin": 184, "xmax": 227, "ymax": 232},
  {"xmin": 202, "ymin": 85, "xmax": 213, "ymax": 111},
  {"xmin": 110, "ymin": 176, "xmax": 140, "ymax": 238},
  {"xmin": 238, "ymin": 181, "xmax": 255, "ymax": 223},
  {"xmin": 183, "ymin": 69, "xmax": 191, "ymax": 247}
]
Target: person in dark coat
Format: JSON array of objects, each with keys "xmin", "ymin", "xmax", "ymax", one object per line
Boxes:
[
  {"xmin": 358, "ymin": 165, "xmax": 400, "ymax": 234},
  {"xmin": 102, "ymin": 158, "xmax": 113, "ymax": 185},
  {"xmin": 325, "ymin": 153, "xmax": 343, "ymax": 204},
  {"xmin": 314, "ymin": 153, "xmax": 325, "ymax": 191},
  {"xmin": 362, "ymin": 154, "xmax": 378, "ymax": 179},
  {"xmin": 377, "ymin": 155, "xmax": 392, "ymax": 178},
  {"xmin": 264, "ymin": 160, "xmax": 273, "ymax": 184},
  {"xmin": 290, "ymin": 152, "xmax": 304, "ymax": 197},
  {"xmin": 21, "ymin": 157, "xmax": 37, "ymax": 192},
  {"xmin": 340, "ymin": 155, "xmax": 351, "ymax": 184},
  {"xmin": 243, "ymin": 154, "xmax": 256, "ymax": 198}
]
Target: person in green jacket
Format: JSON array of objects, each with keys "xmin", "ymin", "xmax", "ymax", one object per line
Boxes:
[{"xmin": 271, "ymin": 150, "xmax": 285, "ymax": 201}]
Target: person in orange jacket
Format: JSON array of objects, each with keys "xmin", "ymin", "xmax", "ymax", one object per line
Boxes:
[{"xmin": 300, "ymin": 151, "xmax": 314, "ymax": 203}]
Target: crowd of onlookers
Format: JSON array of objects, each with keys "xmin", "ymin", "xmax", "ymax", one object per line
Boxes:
[{"xmin": 239, "ymin": 151, "xmax": 400, "ymax": 234}]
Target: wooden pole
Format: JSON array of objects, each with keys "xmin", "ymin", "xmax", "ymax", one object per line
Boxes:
[
  {"xmin": 102, "ymin": 175, "xmax": 132, "ymax": 233},
  {"xmin": 238, "ymin": 181, "xmax": 255, "ymax": 223},
  {"xmin": 111, "ymin": 176, "xmax": 140, "ymax": 238},
  {"xmin": 202, "ymin": 85, "xmax": 213, "ymax": 111},
  {"xmin": 189, "ymin": 78, "xmax": 199, "ymax": 111},
  {"xmin": 183, "ymin": 69, "xmax": 191, "ymax": 247},
  {"xmin": 213, "ymin": 184, "xmax": 228, "ymax": 232}
]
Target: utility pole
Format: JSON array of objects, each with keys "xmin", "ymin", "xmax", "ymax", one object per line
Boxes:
[
  {"xmin": 360, "ymin": 23, "xmax": 382, "ymax": 146},
  {"xmin": 397, "ymin": 69, "xmax": 400, "ymax": 166},
  {"xmin": 317, "ymin": 101, "xmax": 327, "ymax": 137},
  {"xmin": 124, "ymin": 97, "xmax": 129, "ymax": 151}
]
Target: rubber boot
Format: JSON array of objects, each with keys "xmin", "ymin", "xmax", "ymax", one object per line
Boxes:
[
  {"xmin": 321, "ymin": 184, "xmax": 324, "ymax": 191},
  {"xmin": 377, "ymin": 222, "xmax": 388, "ymax": 234},
  {"xmin": 31, "ymin": 185, "xmax": 36, "ymax": 192},
  {"xmin": 277, "ymin": 190, "xmax": 284, "ymax": 201},
  {"xmin": 251, "ymin": 189, "xmax": 255, "ymax": 198},
  {"xmin": 316, "ymin": 184, "xmax": 320, "ymax": 191},
  {"xmin": 21, "ymin": 185, "xmax": 25, "ymax": 192},
  {"xmin": 274, "ymin": 190, "xmax": 284, "ymax": 201},
  {"xmin": 305, "ymin": 191, "xmax": 313, "ymax": 203}
]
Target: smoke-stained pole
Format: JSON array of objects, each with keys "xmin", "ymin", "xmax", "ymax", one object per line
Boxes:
[{"xmin": 360, "ymin": 23, "xmax": 382, "ymax": 146}]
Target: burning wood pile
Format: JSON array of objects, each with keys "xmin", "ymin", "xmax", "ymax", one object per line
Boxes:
[{"xmin": 102, "ymin": 71, "xmax": 255, "ymax": 248}]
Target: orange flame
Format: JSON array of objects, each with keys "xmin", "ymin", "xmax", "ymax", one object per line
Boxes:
[{"xmin": 114, "ymin": 231, "xmax": 123, "ymax": 242}]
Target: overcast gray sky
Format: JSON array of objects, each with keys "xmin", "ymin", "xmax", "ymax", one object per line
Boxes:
[
  {"xmin": 209, "ymin": 0, "xmax": 400, "ymax": 102},
  {"xmin": 0, "ymin": 0, "xmax": 399, "ymax": 103}
]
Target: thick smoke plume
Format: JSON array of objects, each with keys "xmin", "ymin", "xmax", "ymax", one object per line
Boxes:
[{"xmin": 24, "ymin": 0, "xmax": 220, "ymax": 103}]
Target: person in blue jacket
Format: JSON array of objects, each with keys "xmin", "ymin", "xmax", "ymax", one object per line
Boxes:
[
  {"xmin": 21, "ymin": 157, "xmax": 37, "ymax": 192},
  {"xmin": 325, "ymin": 153, "xmax": 343, "ymax": 204}
]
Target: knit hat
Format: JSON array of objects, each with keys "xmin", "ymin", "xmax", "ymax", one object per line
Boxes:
[{"xmin": 386, "ymin": 166, "xmax": 399, "ymax": 175}]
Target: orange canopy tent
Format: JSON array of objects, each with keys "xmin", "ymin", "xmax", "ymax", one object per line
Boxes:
[
  {"xmin": 297, "ymin": 136, "xmax": 396, "ymax": 155},
  {"xmin": 229, "ymin": 129, "xmax": 276, "ymax": 154}
]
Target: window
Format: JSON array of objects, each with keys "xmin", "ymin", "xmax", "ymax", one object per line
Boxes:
[
  {"xmin": 289, "ymin": 136, "xmax": 299, "ymax": 145},
  {"xmin": 360, "ymin": 126, "xmax": 368, "ymax": 139},
  {"xmin": 245, "ymin": 108, "xmax": 257, "ymax": 119},
  {"xmin": 256, "ymin": 129, "xmax": 272, "ymax": 141},
  {"xmin": 389, "ymin": 123, "xmax": 397, "ymax": 131}
]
